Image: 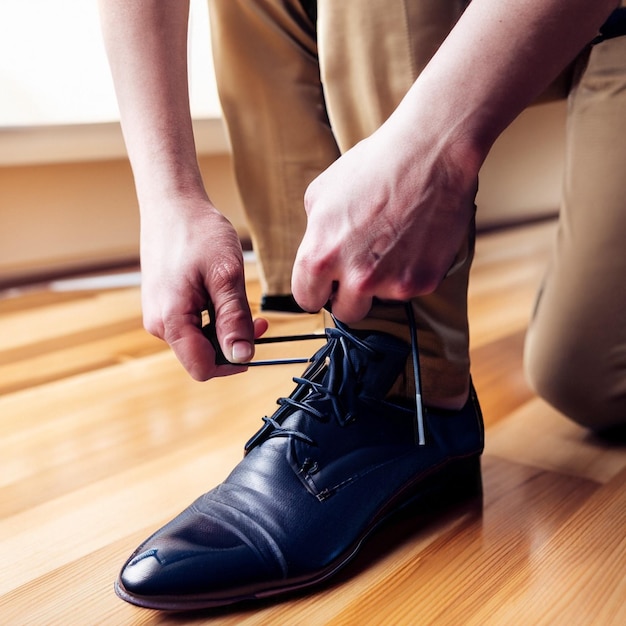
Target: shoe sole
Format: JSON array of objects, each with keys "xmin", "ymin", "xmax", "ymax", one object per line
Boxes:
[{"xmin": 114, "ymin": 454, "xmax": 482, "ymax": 611}]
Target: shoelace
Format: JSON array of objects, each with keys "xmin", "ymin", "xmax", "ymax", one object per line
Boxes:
[
  {"xmin": 243, "ymin": 323, "xmax": 367, "ymax": 452},
  {"xmin": 204, "ymin": 301, "xmax": 425, "ymax": 447}
]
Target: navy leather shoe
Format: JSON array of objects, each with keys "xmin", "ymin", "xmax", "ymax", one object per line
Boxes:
[{"xmin": 115, "ymin": 319, "xmax": 484, "ymax": 610}]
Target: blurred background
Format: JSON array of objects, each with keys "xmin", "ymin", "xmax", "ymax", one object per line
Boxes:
[{"xmin": 0, "ymin": 0, "xmax": 566, "ymax": 288}]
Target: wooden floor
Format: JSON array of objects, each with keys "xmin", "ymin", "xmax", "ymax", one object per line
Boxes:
[{"xmin": 1, "ymin": 220, "xmax": 624, "ymax": 625}]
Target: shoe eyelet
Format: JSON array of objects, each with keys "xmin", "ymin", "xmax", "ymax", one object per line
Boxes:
[{"xmin": 301, "ymin": 458, "xmax": 320, "ymax": 474}]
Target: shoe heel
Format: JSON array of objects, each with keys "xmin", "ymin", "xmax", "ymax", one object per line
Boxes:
[
  {"xmin": 408, "ymin": 455, "xmax": 483, "ymax": 508},
  {"xmin": 437, "ymin": 455, "xmax": 483, "ymax": 499},
  {"xmin": 379, "ymin": 455, "xmax": 483, "ymax": 532}
]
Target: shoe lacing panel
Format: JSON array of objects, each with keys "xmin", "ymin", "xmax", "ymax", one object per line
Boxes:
[
  {"xmin": 245, "ymin": 303, "xmax": 426, "ymax": 453},
  {"xmin": 246, "ymin": 323, "xmax": 382, "ymax": 451}
]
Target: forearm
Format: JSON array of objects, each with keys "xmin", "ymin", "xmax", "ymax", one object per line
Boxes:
[
  {"xmin": 388, "ymin": 0, "xmax": 618, "ymax": 172},
  {"xmin": 99, "ymin": 2, "xmax": 259, "ymax": 376},
  {"xmin": 98, "ymin": 0, "xmax": 205, "ymax": 207}
]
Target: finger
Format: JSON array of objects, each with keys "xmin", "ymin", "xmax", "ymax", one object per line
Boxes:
[
  {"xmin": 253, "ymin": 316, "xmax": 269, "ymax": 339},
  {"xmin": 291, "ymin": 247, "xmax": 335, "ymax": 313},
  {"xmin": 164, "ymin": 313, "xmax": 243, "ymax": 380},
  {"xmin": 209, "ymin": 262, "xmax": 256, "ymax": 365},
  {"xmin": 327, "ymin": 287, "xmax": 373, "ymax": 324}
]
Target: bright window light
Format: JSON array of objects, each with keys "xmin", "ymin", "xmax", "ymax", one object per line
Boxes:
[{"xmin": 0, "ymin": 0, "xmax": 219, "ymax": 127}]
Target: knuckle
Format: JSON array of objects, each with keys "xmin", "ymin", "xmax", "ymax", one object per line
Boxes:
[
  {"xmin": 350, "ymin": 275, "xmax": 373, "ymax": 298},
  {"xmin": 161, "ymin": 316, "xmax": 186, "ymax": 346},
  {"xmin": 300, "ymin": 250, "xmax": 336, "ymax": 280},
  {"xmin": 143, "ymin": 313, "xmax": 165, "ymax": 339},
  {"xmin": 209, "ymin": 257, "xmax": 244, "ymax": 293},
  {"xmin": 347, "ymin": 265, "xmax": 377, "ymax": 296},
  {"xmin": 219, "ymin": 303, "xmax": 251, "ymax": 331},
  {"xmin": 391, "ymin": 282, "xmax": 418, "ymax": 302},
  {"xmin": 413, "ymin": 267, "xmax": 442, "ymax": 296},
  {"xmin": 303, "ymin": 182, "xmax": 319, "ymax": 214}
]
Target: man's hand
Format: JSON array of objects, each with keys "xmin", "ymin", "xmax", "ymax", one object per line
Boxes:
[
  {"xmin": 291, "ymin": 127, "xmax": 477, "ymax": 323},
  {"xmin": 140, "ymin": 197, "xmax": 268, "ymax": 380}
]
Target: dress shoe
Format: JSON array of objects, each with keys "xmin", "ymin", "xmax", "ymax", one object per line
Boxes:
[{"xmin": 115, "ymin": 319, "xmax": 484, "ymax": 610}]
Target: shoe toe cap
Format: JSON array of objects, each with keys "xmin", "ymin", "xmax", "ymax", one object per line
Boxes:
[{"xmin": 118, "ymin": 514, "xmax": 279, "ymax": 599}]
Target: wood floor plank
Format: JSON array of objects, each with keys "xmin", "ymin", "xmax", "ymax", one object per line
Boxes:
[
  {"xmin": 322, "ymin": 456, "xmax": 599, "ymax": 626},
  {"xmin": 0, "ymin": 327, "xmax": 164, "ymax": 395},
  {"xmin": 470, "ymin": 329, "xmax": 534, "ymax": 427},
  {"xmin": 468, "ymin": 220, "xmax": 556, "ymax": 349},
  {"xmin": 486, "ymin": 397, "xmax": 626, "ymax": 484},
  {"xmin": 467, "ymin": 466, "xmax": 626, "ymax": 626},
  {"xmin": 0, "ymin": 538, "xmax": 143, "ymax": 626},
  {"xmin": 0, "ymin": 287, "xmax": 144, "ymax": 357}
]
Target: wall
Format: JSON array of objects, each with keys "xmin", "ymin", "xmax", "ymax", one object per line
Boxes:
[
  {"xmin": 0, "ymin": 100, "xmax": 566, "ymax": 287},
  {"xmin": 477, "ymin": 100, "xmax": 566, "ymax": 229},
  {"xmin": 0, "ymin": 152, "xmax": 248, "ymax": 286}
]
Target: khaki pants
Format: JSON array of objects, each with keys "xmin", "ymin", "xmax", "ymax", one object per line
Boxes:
[
  {"xmin": 525, "ymin": 36, "xmax": 626, "ymax": 430},
  {"xmin": 208, "ymin": 0, "xmax": 626, "ymax": 428}
]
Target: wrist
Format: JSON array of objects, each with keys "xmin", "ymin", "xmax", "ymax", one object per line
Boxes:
[
  {"xmin": 132, "ymin": 154, "xmax": 209, "ymax": 212},
  {"xmin": 380, "ymin": 91, "xmax": 486, "ymax": 198}
]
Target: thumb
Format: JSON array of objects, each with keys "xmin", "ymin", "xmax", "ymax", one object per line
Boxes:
[{"xmin": 209, "ymin": 272, "xmax": 256, "ymax": 365}]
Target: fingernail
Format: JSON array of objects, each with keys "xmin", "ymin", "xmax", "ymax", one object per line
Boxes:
[{"xmin": 231, "ymin": 341, "xmax": 254, "ymax": 363}]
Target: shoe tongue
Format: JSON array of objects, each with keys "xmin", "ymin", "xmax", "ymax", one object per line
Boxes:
[
  {"xmin": 328, "ymin": 325, "xmax": 411, "ymax": 401},
  {"xmin": 243, "ymin": 326, "xmax": 412, "ymax": 454}
]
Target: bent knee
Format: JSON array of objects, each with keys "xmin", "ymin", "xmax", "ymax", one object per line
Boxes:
[{"xmin": 525, "ymin": 340, "xmax": 626, "ymax": 432}]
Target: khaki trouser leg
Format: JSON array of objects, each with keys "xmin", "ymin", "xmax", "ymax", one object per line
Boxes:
[
  {"xmin": 318, "ymin": 0, "xmax": 472, "ymax": 408},
  {"xmin": 208, "ymin": 0, "xmax": 340, "ymax": 296},
  {"xmin": 524, "ymin": 36, "xmax": 626, "ymax": 430},
  {"xmin": 210, "ymin": 0, "xmax": 472, "ymax": 408}
]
